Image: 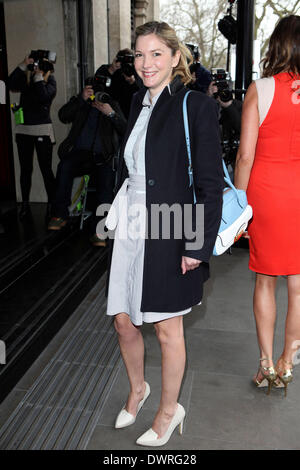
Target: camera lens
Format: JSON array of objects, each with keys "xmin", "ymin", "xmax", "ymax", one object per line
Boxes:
[
  {"xmin": 219, "ymin": 89, "xmax": 233, "ymax": 102},
  {"xmin": 95, "ymin": 91, "xmax": 110, "ymax": 103}
]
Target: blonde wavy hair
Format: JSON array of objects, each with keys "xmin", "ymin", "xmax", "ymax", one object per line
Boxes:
[{"xmin": 134, "ymin": 21, "xmax": 193, "ymax": 85}]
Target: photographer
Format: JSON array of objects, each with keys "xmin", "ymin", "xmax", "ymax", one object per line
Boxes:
[
  {"xmin": 207, "ymin": 75, "xmax": 242, "ymax": 134},
  {"xmin": 192, "ymin": 62, "xmax": 212, "ymax": 94},
  {"xmin": 186, "ymin": 44, "xmax": 212, "ymax": 93},
  {"xmin": 8, "ymin": 53, "xmax": 56, "ymax": 220},
  {"xmin": 48, "ymin": 74, "xmax": 127, "ymax": 246},
  {"xmin": 187, "ymin": 62, "xmax": 212, "ymax": 93},
  {"xmin": 96, "ymin": 49, "xmax": 140, "ymax": 118},
  {"xmin": 207, "ymin": 72, "xmax": 242, "ymax": 170}
]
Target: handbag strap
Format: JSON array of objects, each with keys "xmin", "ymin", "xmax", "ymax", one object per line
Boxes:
[
  {"xmin": 183, "ymin": 91, "xmax": 196, "ymax": 204},
  {"xmin": 222, "ymin": 159, "xmax": 244, "ymax": 206},
  {"xmin": 183, "ymin": 90, "xmax": 243, "ymax": 207}
]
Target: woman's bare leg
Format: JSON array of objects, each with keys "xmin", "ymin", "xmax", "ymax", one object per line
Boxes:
[
  {"xmin": 114, "ymin": 313, "xmax": 146, "ymax": 415},
  {"xmin": 152, "ymin": 315, "xmax": 186, "ymax": 438},
  {"xmin": 279, "ymin": 274, "xmax": 300, "ymax": 364},
  {"xmin": 253, "ymin": 273, "xmax": 278, "ymax": 381}
]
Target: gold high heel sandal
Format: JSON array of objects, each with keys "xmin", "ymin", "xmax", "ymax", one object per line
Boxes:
[
  {"xmin": 254, "ymin": 357, "xmax": 277, "ymax": 395},
  {"xmin": 275, "ymin": 358, "xmax": 293, "ymax": 397}
]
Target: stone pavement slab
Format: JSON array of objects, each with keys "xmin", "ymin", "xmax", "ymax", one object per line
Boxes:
[{"xmin": 1, "ymin": 248, "xmax": 299, "ymax": 450}]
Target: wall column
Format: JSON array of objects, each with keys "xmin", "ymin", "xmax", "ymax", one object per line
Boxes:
[
  {"xmin": 134, "ymin": 0, "xmax": 149, "ymax": 27},
  {"xmin": 108, "ymin": 0, "xmax": 131, "ymax": 60},
  {"xmin": 93, "ymin": 0, "xmax": 109, "ymax": 69}
]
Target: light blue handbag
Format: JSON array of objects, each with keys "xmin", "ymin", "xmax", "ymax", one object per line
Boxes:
[{"xmin": 183, "ymin": 90, "xmax": 253, "ymax": 256}]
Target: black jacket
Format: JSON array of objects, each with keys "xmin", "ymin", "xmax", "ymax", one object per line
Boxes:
[
  {"xmin": 7, "ymin": 66, "xmax": 56, "ymax": 125},
  {"xmin": 108, "ymin": 76, "xmax": 224, "ymax": 312},
  {"xmin": 220, "ymin": 99, "xmax": 242, "ymax": 137},
  {"xmin": 57, "ymin": 94, "xmax": 127, "ymax": 160},
  {"xmin": 95, "ymin": 65, "xmax": 140, "ymax": 118}
]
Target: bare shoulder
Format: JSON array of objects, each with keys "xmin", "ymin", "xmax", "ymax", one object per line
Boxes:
[
  {"xmin": 244, "ymin": 81, "xmax": 258, "ymax": 103},
  {"xmin": 240, "ymin": 82, "xmax": 259, "ymax": 131}
]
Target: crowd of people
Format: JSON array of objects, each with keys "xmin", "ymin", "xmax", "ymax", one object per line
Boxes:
[
  {"xmin": 7, "ymin": 14, "xmax": 300, "ymax": 448},
  {"xmin": 8, "ymin": 42, "xmax": 242, "ymax": 246}
]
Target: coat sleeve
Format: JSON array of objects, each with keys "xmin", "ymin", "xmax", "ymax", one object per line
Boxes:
[
  {"xmin": 114, "ymin": 92, "xmax": 140, "ymax": 191},
  {"xmin": 183, "ymin": 95, "xmax": 224, "ymax": 263},
  {"xmin": 32, "ymin": 74, "xmax": 56, "ymax": 105},
  {"xmin": 7, "ymin": 66, "xmax": 28, "ymax": 92},
  {"xmin": 220, "ymin": 99, "xmax": 242, "ymax": 134},
  {"xmin": 110, "ymin": 100, "xmax": 127, "ymax": 136},
  {"xmin": 58, "ymin": 94, "xmax": 89, "ymax": 123}
]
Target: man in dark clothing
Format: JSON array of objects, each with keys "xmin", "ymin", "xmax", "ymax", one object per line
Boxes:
[
  {"xmin": 7, "ymin": 55, "xmax": 56, "ymax": 220},
  {"xmin": 96, "ymin": 49, "xmax": 140, "ymax": 118},
  {"xmin": 187, "ymin": 62, "xmax": 212, "ymax": 94},
  {"xmin": 48, "ymin": 81, "xmax": 127, "ymax": 245},
  {"xmin": 194, "ymin": 62, "xmax": 212, "ymax": 94},
  {"xmin": 207, "ymin": 80, "xmax": 242, "ymax": 135},
  {"xmin": 207, "ymin": 80, "xmax": 242, "ymax": 175}
]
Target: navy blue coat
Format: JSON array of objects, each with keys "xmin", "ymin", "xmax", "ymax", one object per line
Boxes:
[{"xmin": 108, "ymin": 75, "xmax": 223, "ymax": 312}]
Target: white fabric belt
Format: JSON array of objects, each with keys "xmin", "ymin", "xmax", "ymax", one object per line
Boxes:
[
  {"xmin": 127, "ymin": 174, "xmax": 146, "ymax": 191},
  {"xmin": 105, "ymin": 174, "xmax": 146, "ymax": 231}
]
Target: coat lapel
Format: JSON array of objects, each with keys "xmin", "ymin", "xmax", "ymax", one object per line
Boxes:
[
  {"xmin": 146, "ymin": 76, "xmax": 185, "ymax": 124},
  {"xmin": 116, "ymin": 76, "xmax": 185, "ymax": 190}
]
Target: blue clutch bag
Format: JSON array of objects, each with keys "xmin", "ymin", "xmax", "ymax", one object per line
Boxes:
[
  {"xmin": 183, "ymin": 91, "xmax": 253, "ymax": 256},
  {"xmin": 213, "ymin": 160, "xmax": 252, "ymax": 255}
]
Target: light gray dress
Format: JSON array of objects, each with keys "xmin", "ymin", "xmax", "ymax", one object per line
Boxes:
[{"xmin": 106, "ymin": 89, "xmax": 192, "ymax": 326}]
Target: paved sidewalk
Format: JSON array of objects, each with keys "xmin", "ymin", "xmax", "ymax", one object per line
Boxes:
[
  {"xmin": 1, "ymin": 248, "xmax": 299, "ymax": 450},
  {"xmin": 86, "ymin": 249, "xmax": 299, "ymax": 450}
]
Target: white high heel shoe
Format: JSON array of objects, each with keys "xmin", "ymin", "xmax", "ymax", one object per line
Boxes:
[
  {"xmin": 136, "ymin": 403, "xmax": 185, "ymax": 447},
  {"xmin": 115, "ymin": 382, "xmax": 150, "ymax": 429}
]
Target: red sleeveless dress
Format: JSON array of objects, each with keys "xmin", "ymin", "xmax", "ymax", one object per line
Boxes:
[{"xmin": 247, "ymin": 72, "xmax": 300, "ymax": 275}]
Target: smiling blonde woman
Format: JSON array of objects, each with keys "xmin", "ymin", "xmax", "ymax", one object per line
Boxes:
[{"xmin": 105, "ymin": 21, "xmax": 223, "ymax": 447}]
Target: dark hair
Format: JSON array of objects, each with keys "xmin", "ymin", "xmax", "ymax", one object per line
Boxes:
[
  {"xmin": 262, "ymin": 15, "xmax": 300, "ymax": 77},
  {"xmin": 117, "ymin": 48, "xmax": 134, "ymax": 57},
  {"xmin": 134, "ymin": 21, "xmax": 193, "ymax": 85}
]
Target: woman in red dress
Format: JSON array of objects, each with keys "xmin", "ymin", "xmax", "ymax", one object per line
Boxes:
[{"xmin": 235, "ymin": 15, "xmax": 300, "ymax": 396}]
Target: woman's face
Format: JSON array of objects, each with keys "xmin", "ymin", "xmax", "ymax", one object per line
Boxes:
[{"xmin": 134, "ymin": 33, "xmax": 180, "ymax": 96}]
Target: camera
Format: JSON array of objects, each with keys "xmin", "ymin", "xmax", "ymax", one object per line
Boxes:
[
  {"xmin": 185, "ymin": 44, "xmax": 199, "ymax": 63},
  {"xmin": 27, "ymin": 49, "xmax": 56, "ymax": 73},
  {"xmin": 85, "ymin": 73, "xmax": 112, "ymax": 103},
  {"xmin": 211, "ymin": 68, "xmax": 233, "ymax": 102},
  {"xmin": 116, "ymin": 52, "xmax": 135, "ymax": 77},
  {"xmin": 85, "ymin": 73, "xmax": 111, "ymax": 93}
]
